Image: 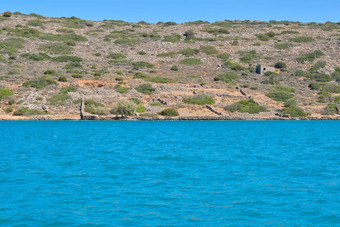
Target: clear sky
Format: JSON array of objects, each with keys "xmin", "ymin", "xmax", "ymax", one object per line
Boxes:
[{"xmin": 1, "ymin": 0, "xmax": 339, "ymax": 23}]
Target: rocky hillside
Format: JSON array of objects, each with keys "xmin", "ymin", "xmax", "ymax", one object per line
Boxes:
[{"xmin": 0, "ymin": 11, "xmax": 340, "ymax": 120}]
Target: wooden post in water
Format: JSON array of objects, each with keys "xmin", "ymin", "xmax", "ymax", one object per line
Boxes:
[{"xmin": 80, "ymin": 97, "xmax": 85, "ymax": 120}]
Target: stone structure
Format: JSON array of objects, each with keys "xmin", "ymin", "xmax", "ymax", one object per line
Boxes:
[{"xmin": 256, "ymin": 65, "xmax": 280, "ymax": 75}]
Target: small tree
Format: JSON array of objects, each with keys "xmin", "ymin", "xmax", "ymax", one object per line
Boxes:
[
  {"xmin": 110, "ymin": 100, "xmax": 136, "ymax": 117},
  {"xmin": 274, "ymin": 61, "xmax": 287, "ymax": 69}
]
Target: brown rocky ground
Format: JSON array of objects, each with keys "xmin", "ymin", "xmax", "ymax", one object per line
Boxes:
[{"xmin": 0, "ymin": 12, "xmax": 340, "ymax": 120}]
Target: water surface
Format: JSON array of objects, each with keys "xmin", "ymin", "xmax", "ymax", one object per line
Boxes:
[{"xmin": 0, "ymin": 121, "xmax": 339, "ymax": 226}]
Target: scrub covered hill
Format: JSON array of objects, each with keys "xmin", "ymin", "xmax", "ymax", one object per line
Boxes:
[{"xmin": 0, "ymin": 11, "xmax": 340, "ymax": 119}]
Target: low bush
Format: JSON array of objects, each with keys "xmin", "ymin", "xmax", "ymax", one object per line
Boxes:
[
  {"xmin": 115, "ymin": 38, "xmax": 139, "ymax": 46},
  {"xmin": 13, "ymin": 107, "xmax": 46, "ymax": 116},
  {"xmin": 71, "ymin": 73, "xmax": 83, "ymax": 78},
  {"xmin": 145, "ymin": 77, "xmax": 174, "ymax": 83},
  {"xmin": 180, "ymin": 58, "xmax": 202, "ymax": 65},
  {"xmin": 214, "ymin": 72, "xmax": 238, "ymax": 83},
  {"xmin": 322, "ymin": 83, "xmax": 340, "ymax": 93},
  {"xmin": 203, "ymin": 28, "xmax": 229, "ymax": 35},
  {"xmin": 65, "ymin": 62, "xmax": 82, "ymax": 69},
  {"xmin": 150, "ymin": 102, "xmax": 162, "ymax": 106},
  {"xmin": 22, "ymin": 52, "xmax": 50, "ymax": 61},
  {"xmin": 309, "ymin": 60, "xmax": 326, "ymax": 72},
  {"xmin": 199, "ymin": 45, "xmax": 218, "ymax": 55},
  {"xmin": 135, "ymin": 83, "xmax": 155, "ymax": 94},
  {"xmin": 27, "ymin": 20, "xmax": 43, "ymax": 27},
  {"xmin": 309, "ymin": 82, "xmax": 322, "ymax": 90},
  {"xmin": 281, "ymin": 106, "xmax": 307, "ymax": 117},
  {"xmin": 307, "ymin": 73, "xmax": 332, "ymax": 82},
  {"xmin": 179, "ymin": 48, "xmax": 199, "ymax": 57},
  {"xmin": 158, "ymin": 108, "xmax": 179, "ymax": 117},
  {"xmin": 171, "ymin": 65, "xmax": 178, "ymax": 71},
  {"xmin": 115, "ymin": 84, "xmax": 130, "ymax": 93},
  {"xmin": 110, "ymin": 100, "xmax": 136, "ymax": 117},
  {"xmin": 296, "ymin": 50, "xmax": 324, "ymax": 63},
  {"xmin": 183, "ymin": 94, "xmax": 215, "ymax": 105},
  {"xmin": 39, "ymin": 43, "xmax": 74, "ymax": 55},
  {"xmin": 136, "ymin": 104, "xmax": 146, "ymax": 113},
  {"xmin": 334, "ymin": 96, "xmax": 340, "ymax": 103},
  {"xmin": 129, "ymin": 98, "xmax": 140, "ymax": 104},
  {"xmin": 162, "ymin": 34, "xmax": 181, "ymax": 42},
  {"xmin": 290, "ymin": 36, "xmax": 315, "ymax": 42},
  {"xmin": 317, "ymin": 92, "xmax": 332, "ymax": 103},
  {"xmin": 273, "ymin": 85, "xmax": 295, "ymax": 93},
  {"xmin": 107, "ymin": 53, "xmax": 126, "ymax": 59},
  {"xmin": 52, "ymin": 56, "xmax": 82, "ymax": 62},
  {"xmin": 223, "ymin": 60, "xmax": 244, "ymax": 71},
  {"xmin": 274, "ymin": 61, "xmax": 287, "ymax": 69},
  {"xmin": 256, "ymin": 34, "xmax": 270, "ymax": 41},
  {"xmin": 48, "ymin": 93, "xmax": 71, "ymax": 105},
  {"xmin": 133, "ymin": 61, "xmax": 154, "ymax": 70},
  {"xmin": 274, "ymin": 42, "xmax": 292, "ymax": 49},
  {"xmin": 0, "ymin": 88, "xmax": 13, "ymax": 99},
  {"xmin": 157, "ymin": 51, "xmax": 177, "ymax": 58},
  {"xmin": 60, "ymin": 87, "xmax": 76, "ymax": 93},
  {"xmin": 58, "ymin": 76, "xmax": 67, "ymax": 82},
  {"xmin": 322, "ymin": 103, "xmax": 338, "ymax": 115},
  {"xmin": 265, "ymin": 91, "xmax": 294, "ymax": 102},
  {"xmin": 22, "ymin": 77, "xmax": 57, "ymax": 89},
  {"xmin": 224, "ymin": 99, "xmax": 268, "ymax": 114},
  {"xmin": 138, "ymin": 50, "xmax": 146, "ymax": 55},
  {"xmin": 217, "ymin": 53, "xmax": 231, "ymax": 60}
]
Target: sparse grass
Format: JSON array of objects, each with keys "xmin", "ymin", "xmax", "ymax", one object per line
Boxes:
[
  {"xmin": 274, "ymin": 42, "xmax": 292, "ymax": 49},
  {"xmin": 183, "ymin": 94, "xmax": 215, "ymax": 105}
]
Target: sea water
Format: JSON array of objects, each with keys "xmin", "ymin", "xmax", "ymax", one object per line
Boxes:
[{"xmin": 0, "ymin": 121, "xmax": 339, "ymax": 226}]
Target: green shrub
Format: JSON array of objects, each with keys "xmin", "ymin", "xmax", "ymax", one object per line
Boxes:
[
  {"xmin": 13, "ymin": 107, "xmax": 46, "ymax": 116},
  {"xmin": 139, "ymin": 113, "xmax": 158, "ymax": 118},
  {"xmin": 296, "ymin": 50, "xmax": 324, "ymax": 63},
  {"xmin": 0, "ymin": 88, "xmax": 13, "ymax": 99},
  {"xmin": 171, "ymin": 65, "xmax": 179, "ymax": 71},
  {"xmin": 290, "ymin": 36, "xmax": 315, "ymax": 42},
  {"xmin": 281, "ymin": 30, "xmax": 299, "ymax": 35},
  {"xmin": 224, "ymin": 99, "xmax": 268, "ymax": 114},
  {"xmin": 224, "ymin": 60, "xmax": 244, "ymax": 71},
  {"xmin": 203, "ymin": 28, "xmax": 229, "ymax": 35},
  {"xmin": 3, "ymin": 11, "xmax": 13, "ymax": 17},
  {"xmin": 136, "ymin": 83, "xmax": 155, "ymax": 94},
  {"xmin": 145, "ymin": 77, "xmax": 174, "ymax": 83},
  {"xmin": 71, "ymin": 73, "xmax": 83, "ymax": 78},
  {"xmin": 60, "ymin": 87, "xmax": 76, "ymax": 93},
  {"xmin": 317, "ymin": 92, "xmax": 332, "ymax": 103},
  {"xmin": 307, "ymin": 73, "xmax": 332, "ymax": 82},
  {"xmin": 150, "ymin": 102, "xmax": 162, "ymax": 106},
  {"xmin": 85, "ymin": 99, "xmax": 104, "ymax": 107},
  {"xmin": 199, "ymin": 45, "xmax": 218, "ymax": 55},
  {"xmin": 179, "ymin": 48, "xmax": 199, "ymax": 57},
  {"xmin": 157, "ymin": 51, "xmax": 177, "ymax": 58},
  {"xmin": 44, "ymin": 69, "xmax": 56, "ymax": 75},
  {"xmin": 264, "ymin": 71, "xmax": 278, "ymax": 77},
  {"xmin": 217, "ymin": 53, "xmax": 231, "ymax": 60},
  {"xmin": 310, "ymin": 60, "xmax": 327, "ymax": 72},
  {"xmin": 65, "ymin": 62, "xmax": 82, "ymax": 69},
  {"xmin": 107, "ymin": 53, "xmax": 126, "ymax": 59},
  {"xmin": 136, "ymin": 104, "xmax": 146, "ymax": 113},
  {"xmin": 115, "ymin": 84, "xmax": 130, "ymax": 93},
  {"xmin": 48, "ymin": 93, "xmax": 71, "ymax": 105},
  {"xmin": 27, "ymin": 20, "xmax": 43, "ymax": 27},
  {"xmin": 110, "ymin": 100, "xmax": 136, "ymax": 117},
  {"xmin": 184, "ymin": 29, "xmax": 196, "ymax": 40},
  {"xmin": 134, "ymin": 72, "xmax": 149, "ymax": 79},
  {"xmin": 214, "ymin": 72, "xmax": 238, "ymax": 83},
  {"xmin": 22, "ymin": 77, "xmax": 57, "ymax": 89},
  {"xmin": 114, "ymin": 38, "xmax": 139, "ymax": 46},
  {"xmin": 331, "ymin": 71, "xmax": 340, "ymax": 82},
  {"xmin": 265, "ymin": 91, "xmax": 294, "ymax": 102},
  {"xmin": 163, "ymin": 34, "xmax": 181, "ymax": 42},
  {"xmin": 58, "ymin": 76, "xmax": 68, "ymax": 82},
  {"xmin": 183, "ymin": 94, "xmax": 215, "ymax": 105},
  {"xmin": 273, "ymin": 85, "xmax": 294, "ymax": 93},
  {"xmin": 334, "ymin": 96, "xmax": 340, "ymax": 103},
  {"xmin": 39, "ymin": 43, "xmax": 74, "ymax": 54},
  {"xmin": 309, "ymin": 82, "xmax": 322, "ymax": 90},
  {"xmin": 22, "ymin": 52, "xmax": 50, "ymax": 61},
  {"xmin": 257, "ymin": 34, "xmax": 270, "ymax": 41},
  {"xmin": 138, "ymin": 50, "xmax": 146, "ymax": 55},
  {"xmin": 129, "ymin": 98, "xmax": 140, "ymax": 104},
  {"xmin": 52, "ymin": 56, "xmax": 82, "ymax": 62},
  {"xmin": 322, "ymin": 83, "xmax": 340, "ymax": 93},
  {"xmin": 274, "ymin": 61, "xmax": 287, "ymax": 69},
  {"xmin": 322, "ymin": 103, "xmax": 338, "ymax": 115},
  {"xmin": 86, "ymin": 106, "xmax": 110, "ymax": 115},
  {"xmin": 158, "ymin": 108, "xmax": 179, "ymax": 117},
  {"xmin": 274, "ymin": 42, "xmax": 292, "ymax": 49},
  {"xmin": 281, "ymin": 106, "xmax": 307, "ymax": 117},
  {"xmin": 180, "ymin": 58, "xmax": 202, "ymax": 65},
  {"xmin": 133, "ymin": 61, "xmax": 154, "ymax": 70},
  {"xmin": 283, "ymin": 99, "xmax": 297, "ymax": 108},
  {"xmin": 294, "ymin": 70, "xmax": 309, "ymax": 77}
]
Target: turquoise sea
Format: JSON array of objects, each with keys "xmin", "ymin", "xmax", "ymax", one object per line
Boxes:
[{"xmin": 0, "ymin": 121, "xmax": 339, "ymax": 226}]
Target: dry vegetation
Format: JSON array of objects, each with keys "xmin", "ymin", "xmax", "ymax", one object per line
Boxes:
[{"xmin": 1, "ymin": 12, "xmax": 340, "ymax": 120}]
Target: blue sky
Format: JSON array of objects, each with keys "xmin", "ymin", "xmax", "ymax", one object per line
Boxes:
[{"xmin": 1, "ymin": 0, "xmax": 339, "ymax": 23}]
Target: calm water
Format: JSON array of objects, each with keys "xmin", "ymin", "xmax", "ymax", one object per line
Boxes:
[{"xmin": 0, "ymin": 121, "xmax": 339, "ymax": 226}]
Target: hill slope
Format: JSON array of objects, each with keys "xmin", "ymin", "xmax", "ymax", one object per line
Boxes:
[{"xmin": 1, "ymin": 12, "xmax": 340, "ymax": 120}]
